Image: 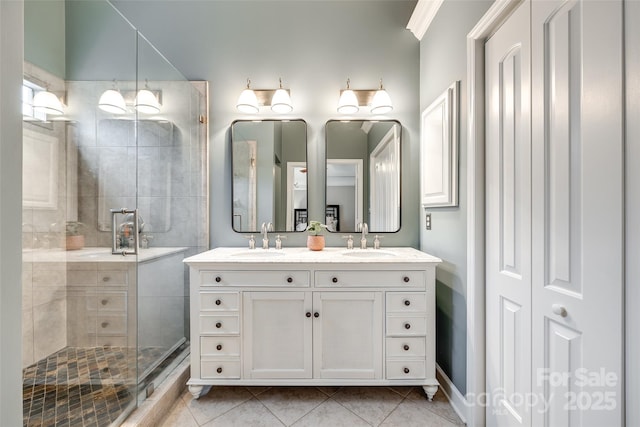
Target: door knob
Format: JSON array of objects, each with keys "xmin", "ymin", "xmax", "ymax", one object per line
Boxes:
[{"xmin": 552, "ymin": 304, "xmax": 567, "ymax": 317}]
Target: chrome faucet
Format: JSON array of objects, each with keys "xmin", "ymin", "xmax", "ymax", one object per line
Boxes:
[
  {"xmin": 261, "ymin": 222, "xmax": 274, "ymax": 249},
  {"xmin": 357, "ymin": 222, "xmax": 369, "ymax": 249}
]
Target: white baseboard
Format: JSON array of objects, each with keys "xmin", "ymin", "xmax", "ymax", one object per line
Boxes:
[{"xmin": 436, "ymin": 364, "xmax": 468, "ymax": 425}]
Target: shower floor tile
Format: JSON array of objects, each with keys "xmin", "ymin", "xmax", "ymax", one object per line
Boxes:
[{"xmin": 23, "ymin": 346, "xmax": 166, "ymax": 427}]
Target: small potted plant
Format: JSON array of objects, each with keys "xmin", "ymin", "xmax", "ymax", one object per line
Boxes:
[
  {"xmin": 66, "ymin": 221, "xmax": 86, "ymax": 251},
  {"xmin": 306, "ymin": 220, "xmax": 326, "ymax": 251}
]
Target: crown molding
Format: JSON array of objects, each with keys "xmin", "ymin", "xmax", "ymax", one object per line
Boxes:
[{"xmin": 406, "ymin": 0, "xmax": 444, "ymax": 41}]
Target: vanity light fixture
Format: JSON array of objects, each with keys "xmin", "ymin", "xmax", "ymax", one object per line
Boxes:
[
  {"xmin": 236, "ymin": 78, "xmax": 259, "ymax": 114},
  {"xmin": 134, "ymin": 80, "xmax": 161, "ymax": 114},
  {"xmin": 270, "ymin": 78, "xmax": 293, "ymax": 113},
  {"xmin": 236, "ymin": 78, "xmax": 293, "ymax": 114},
  {"xmin": 337, "ymin": 78, "xmax": 359, "ymax": 114},
  {"xmin": 370, "ymin": 79, "xmax": 393, "ymax": 114},
  {"xmin": 98, "ymin": 80, "xmax": 127, "ymax": 114},
  {"xmin": 337, "ymin": 78, "xmax": 394, "ymax": 115},
  {"xmin": 32, "ymin": 89, "xmax": 64, "ymax": 116}
]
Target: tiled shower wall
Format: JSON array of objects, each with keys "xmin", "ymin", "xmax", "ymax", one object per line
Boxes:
[{"xmin": 68, "ymin": 80, "xmax": 208, "ymax": 253}]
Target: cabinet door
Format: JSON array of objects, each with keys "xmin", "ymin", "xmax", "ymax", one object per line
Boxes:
[
  {"xmin": 243, "ymin": 292, "xmax": 312, "ymax": 379},
  {"xmin": 313, "ymin": 292, "xmax": 382, "ymax": 379}
]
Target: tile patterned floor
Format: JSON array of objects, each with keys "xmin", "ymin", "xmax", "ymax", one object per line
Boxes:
[
  {"xmin": 22, "ymin": 346, "xmax": 167, "ymax": 427},
  {"xmin": 160, "ymin": 386, "xmax": 465, "ymax": 427}
]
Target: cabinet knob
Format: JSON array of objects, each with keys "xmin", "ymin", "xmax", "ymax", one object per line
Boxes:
[
  {"xmin": 215, "ymin": 276, "xmax": 222, "ymax": 283},
  {"xmin": 102, "ymin": 276, "xmax": 110, "ymax": 282},
  {"xmin": 332, "ymin": 277, "xmax": 338, "ymax": 283},
  {"xmin": 306, "ymin": 312, "xmax": 312, "ymax": 318},
  {"xmin": 403, "ymin": 367, "xmax": 410, "ymax": 374},
  {"xmin": 403, "ymin": 344, "xmax": 410, "ymax": 351},
  {"xmin": 216, "ymin": 367, "xmax": 223, "ymax": 374},
  {"xmin": 101, "ymin": 299, "xmax": 108, "ymax": 306},
  {"xmin": 314, "ymin": 312, "xmax": 320, "ymax": 318},
  {"xmin": 404, "ymin": 299, "xmax": 411, "ymax": 306},
  {"xmin": 215, "ymin": 299, "xmax": 222, "ymax": 306},
  {"xmin": 403, "ymin": 276, "xmax": 410, "ymax": 283},
  {"xmin": 404, "ymin": 323, "xmax": 411, "ymax": 330},
  {"xmin": 287, "ymin": 277, "xmax": 293, "ymax": 283},
  {"xmin": 552, "ymin": 304, "xmax": 568, "ymax": 317},
  {"xmin": 216, "ymin": 344, "xmax": 222, "ymax": 351},
  {"xmin": 215, "ymin": 322, "xmax": 222, "ymax": 329},
  {"xmin": 101, "ymin": 322, "xmax": 109, "ymax": 328}
]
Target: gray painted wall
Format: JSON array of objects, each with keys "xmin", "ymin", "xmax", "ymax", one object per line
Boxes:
[
  {"xmin": 419, "ymin": 0, "xmax": 493, "ymax": 395},
  {"xmin": 109, "ymin": 0, "xmax": 420, "ymax": 249},
  {"xmin": 24, "ymin": 0, "xmax": 65, "ymax": 78},
  {"xmin": 1, "ymin": 1, "xmax": 24, "ymax": 424}
]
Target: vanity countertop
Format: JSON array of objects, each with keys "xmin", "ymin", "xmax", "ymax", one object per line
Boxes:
[
  {"xmin": 22, "ymin": 246, "xmax": 189, "ymax": 263},
  {"xmin": 184, "ymin": 246, "xmax": 441, "ymax": 265}
]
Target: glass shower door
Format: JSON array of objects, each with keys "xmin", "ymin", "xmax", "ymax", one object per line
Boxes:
[
  {"xmin": 134, "ymin": 33, "xmax": 209, "ymax": 403},
  {"xmin": 22, "ymin": 1, "xmax": 208, "ymax": 425}
]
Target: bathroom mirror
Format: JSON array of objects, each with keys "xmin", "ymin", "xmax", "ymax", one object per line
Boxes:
[
  {"xmin": 325, "ymin": 120, "xmax": 401, "ymax": 233},
  {"xmin": 231, "ymin": 119, "xmax": 307, "ymax": 233}
]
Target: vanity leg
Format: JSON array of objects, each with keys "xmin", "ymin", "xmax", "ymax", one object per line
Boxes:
[
  {"xmin": 188, "ymin": 385, "xmax": 205, "ymax": 400},
  {"xmin": 423, "ymin": 385, "xmax": 439, "ymax": 401}
]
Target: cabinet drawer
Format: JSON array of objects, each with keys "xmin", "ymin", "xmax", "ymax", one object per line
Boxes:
[
  {"xmin": 200, "ymin": 314, "xmax": 240, "ymax": 335},
  {"xmin": 201, "ymin": 336, "xmax": 240, "ymax": 357},
  {"xmin": 98, "ymin": 270, "xmax": 128, "ymax": 286},
  {"xmin": 201, "ymin": 359, "xmax": 241, "ymax": 379},
  {"xmin": 201, "ymin": 292, "xmax": 239, "ymax": 311},
  {"xmin": 96, "ymin": 292, "xmax": 127, "ymax": 312},
  {"xmin": 386, "ymin": 337, "xmax": 426, "ymax": 358},
  {"xmin": 92, "ymin": 314, "xmax": 127, "ymax": 335},
  {"xmin": 386, "ymin": 360, "xmax": 426, "ymax": 379},
  {"xmin": 386, "ymin": 315, "xmax": 427, "ymax": 336},
  {"xmin": 386, "ymin": 292, "xmax": 426, "ymax": 313},
  {"xmin": 201, "ymin": 270, "xmax": 309, "ymax": 287},
  {"xmin": 315, "ymin": 270, "xmax": 424, "ymax": 288}
]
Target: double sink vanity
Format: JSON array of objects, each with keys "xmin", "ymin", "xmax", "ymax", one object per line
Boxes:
[
  {"xmin": 186, "ymin": 118, "xmax": 442, "ymax": 399},
  {"xmin": 184, "ymin": 246, "xmax": 441, "ymax": 401}
]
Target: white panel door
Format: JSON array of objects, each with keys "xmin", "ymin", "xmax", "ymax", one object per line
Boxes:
[
  {"xmin": 243, "ymin": 292, "xmax": 312, "ymax": 379},
  {"xmin": 485, "ymin": 2, "xmax": 532, "ymax": 426},
  {"xmin": 313, "ymin": 292, "xmax": 383, "ymax": 379},
  {"xmin": 531, "ymin": 1, "xmax": 624, "ymax": 425},
  {"xmin": 369, "ymin": 127, "xmax": 400, "ymax": 232}
]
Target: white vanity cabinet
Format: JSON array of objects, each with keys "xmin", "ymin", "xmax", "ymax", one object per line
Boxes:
[{"xmin": 185, "ymin": 247, "xmax": 441, "ymax": 400}]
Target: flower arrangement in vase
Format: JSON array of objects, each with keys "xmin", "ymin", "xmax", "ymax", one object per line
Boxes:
[{"xmin": 306, "ymin": 220, "xmax": 326, "ymax": 251}]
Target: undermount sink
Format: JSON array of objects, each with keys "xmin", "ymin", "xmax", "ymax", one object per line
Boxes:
[
  {"xmin": 341, "ymin": 250, "xmax": 397, "ymax": 258},
  {"xmin": 231, "ymin": 250, "xmax": 285, "ymax": 258}
]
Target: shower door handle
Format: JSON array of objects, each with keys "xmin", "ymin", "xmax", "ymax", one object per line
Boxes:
[{"xmin": 111, "ymin": 208, "xmax": 140, "ymax": 256}]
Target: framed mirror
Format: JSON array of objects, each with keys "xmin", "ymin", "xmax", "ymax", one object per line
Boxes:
[
  {"xmin": 325, "ymin": 120, "xmax": 401, "ymax": 233},
  {"xmin": 231, "ymin": 119, "xmax": 307, "ymax": 233}
]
